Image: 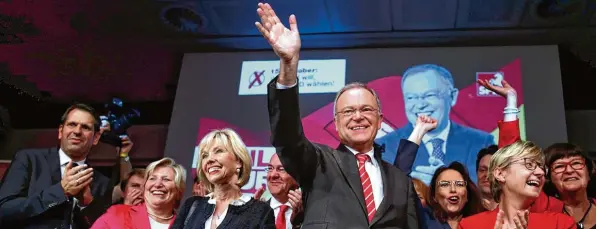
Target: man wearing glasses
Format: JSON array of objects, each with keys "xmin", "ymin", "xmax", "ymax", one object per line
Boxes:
[
  {"xmin": 377, "ymin": 64, "xmax": 495, "ymax": 185},
  {"xmin": 263, "ymin": 153, "xmax": 303, "ymax": 229}
]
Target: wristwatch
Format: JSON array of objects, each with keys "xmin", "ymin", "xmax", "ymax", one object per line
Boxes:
[{"xmin": 120, "ymin": 154, "xmax": 130, "ymax": 162}]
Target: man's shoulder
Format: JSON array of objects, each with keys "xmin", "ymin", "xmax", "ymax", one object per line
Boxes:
[{"xmin": 13, "ymin": 147, "xmax": 56, "ymax": 160}]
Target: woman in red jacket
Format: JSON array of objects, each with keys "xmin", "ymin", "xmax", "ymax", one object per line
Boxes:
[
  {"xmin": 478, "ymin": 78, "xmax": 565, "ymax": 213},
  {"xmin": 91, "ymin": 157, "xmax": 186, "ymax": 229},
  {"xmin": 459, "ymin": 141, "xmax": 575, "ymax": 229}
]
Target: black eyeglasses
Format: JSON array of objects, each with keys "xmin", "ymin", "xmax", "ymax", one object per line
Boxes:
[
  {"xmin": 437, "ymin": 180, "xmax": 467, "ymax": 189},
  {"xmin": 508, "ymin": 158, "xmax": 545, "ymax": 172},
  {"xmin": 551, "ymin": 159, "xmax": 586, "ymax": 174}
]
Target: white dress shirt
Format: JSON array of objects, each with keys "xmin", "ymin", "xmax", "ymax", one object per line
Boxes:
[
  {"xmin": 421, "ymin": 121, "xmax": 450, "ymax": 163},
  {"xmin": 269, "ymin": 197, "xmax": 294, "ymax": 229},
  {"xmin": 344, "ymin": 146, "xmax": 384, "ymax": 210},
  {"xmin": 204, "ymin": 193, "xmax": 252, "ymax": 229},
  {"xmin": 148, "ymin": 217, "xmax": 170, "ymax": 229}
]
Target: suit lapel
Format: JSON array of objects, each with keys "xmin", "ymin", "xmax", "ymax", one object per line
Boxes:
[
  {"xmin": 131, "ymin": 204, "xmax": 152, "ymax": 229},
  {"xmin": 334, "ymin": 145, "xmax": 367, "ymax": 216},
  {"xmin": 48, "ymin": 148, "xmax": 63, "ymax": 185},
  {"xmin": 370, "ymin": 148, "xmax": 392, "ymax": 226}
]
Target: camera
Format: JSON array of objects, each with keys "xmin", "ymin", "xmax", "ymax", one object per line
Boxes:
[{"xmin": 99, "ymin": 98, "xmax": 140, "ymax": 147}]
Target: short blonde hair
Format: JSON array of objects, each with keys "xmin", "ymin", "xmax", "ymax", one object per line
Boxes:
[
  {"xmin": 145, "ymin": 157, "xmax": 187, "ymax": 207},
  {"xmin": 196, "ymin": 128, "xmax": 252, "ymax": 192},
  {"xmin": 488, "ymin": 141, "xmax": 544, "ymax": 202}
]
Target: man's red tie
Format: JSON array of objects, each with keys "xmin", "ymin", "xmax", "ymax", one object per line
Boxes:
[
  {"xmin": 276, "ymin": 205, "xmax": 289, "ymax": 229},
  {"xmin": 356, "ymin": 153, "xmax": 376, "ymax": 223}
]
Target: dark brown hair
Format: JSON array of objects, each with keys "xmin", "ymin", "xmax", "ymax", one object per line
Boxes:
[
  {"xmin": 544, "ymin": 143, "xmax": 594, "ymax": 196},
  {"xmin": 428, "ymin": 162, "xmax": 484, "ymax": 222},
  {"xmin": 60, "ymin": 103, "xmax": 101, "ymax": 132}
]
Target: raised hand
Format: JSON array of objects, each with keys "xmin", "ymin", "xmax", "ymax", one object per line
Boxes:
[
  {"xmin": 61, "ymin": 161, "xmax": 94, "ymax": 197},
  {"xmin": 253, "ymin": 185, "xmax": 266, "ymax": 201},
  {"xmin": 494, "ymin": 209, "xmax": 506, "ymax": 229},
  {"xmin": 416, "ymin": 115, "xmax": 438, "ymax": 133},
  {"xmin": 512, "ymin": 210, "xmax": 529, "ymax": 229},
  {"xmin": 119, "ymin": 135, "xmax": 134, "ymax": 156},
  {"xmin": 477, "ymin": 79, "xmax": 516, "ymax": 98},
  {"xmin": 124, "ymin": 189, "xmax": 144, "ymax": 206},
  {"xmin": 288, "ymin": 189, "xmax": 303, "ymax": 221},
  {"xmin": 255, "ymin": 3, "xmax": 301, "ymax": 63}
]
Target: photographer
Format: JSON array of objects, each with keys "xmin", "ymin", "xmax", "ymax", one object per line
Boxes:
[{"xmin": 99, "ymin": 120, "xmax": 135, "ymax": 204}]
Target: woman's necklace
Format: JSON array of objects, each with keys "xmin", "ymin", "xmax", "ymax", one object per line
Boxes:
[
  {"xmin": 563, "ymin": 202, "xmax": 592, "ymax": 229},
  {"xmin": 148, "ymin": 211, "xmax": 175, "ymax": 220}
]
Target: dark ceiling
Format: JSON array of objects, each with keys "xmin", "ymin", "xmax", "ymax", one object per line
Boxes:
[{"xmin": 0, "ymin": 0, "xmax": 594, "ymax": 130}]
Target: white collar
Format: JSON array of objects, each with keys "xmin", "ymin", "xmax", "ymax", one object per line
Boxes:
[
  {"xmin": 206, "ymin": 193, "xmax": 251, "ymax": 206},
  {"xmin": 422, "ymin": 121, "xmax": 451, "ymax": 143},
  {"xmin": 269, "ymin": 196, "xmax": 292, "ymax": 210},
  {"xmin": 58, "ymin": 148, "xmax": 87, "ymax": 166},
  {"xmin": 344, "ymin": 145, "xmax": 375, "ymax": 159}
]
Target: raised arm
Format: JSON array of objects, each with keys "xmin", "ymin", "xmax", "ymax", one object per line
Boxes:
[
  {"xmin": 477, "ymin": 79, "xmax": 520, "ymax": 147},
  {"xmin": 395, "ymin": 116, "xmax": 438, "ymax": 174},
  {"xmin": 256, "ymin": 3, "xmax": 318, "ymax": 187}
]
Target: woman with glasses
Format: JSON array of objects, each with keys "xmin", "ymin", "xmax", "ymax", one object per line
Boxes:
[
  {"xmin": 423, "ymin": 162, "xmax": 483, "ymax": 229},
  {"xmin": 544, "ymin": 143, "xmax": 596, "ymax": 229},
  {"xmin": 459, "ymin": 141, "xmax": 575, "ymax": 229}
]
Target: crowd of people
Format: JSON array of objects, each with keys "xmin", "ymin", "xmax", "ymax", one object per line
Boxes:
[{"xmin": 0, "ymin": 2, "xmax": 593, "ymax": 229}]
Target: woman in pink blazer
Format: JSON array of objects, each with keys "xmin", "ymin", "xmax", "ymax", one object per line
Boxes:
[{"xmin": 91, "ymin": 157, "xmax": 186, "ymax": 229}]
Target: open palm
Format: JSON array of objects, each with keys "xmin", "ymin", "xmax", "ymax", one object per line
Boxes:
[
  {"xmin": 255, "ymin": 3, "xmax": 301, "ymax": 61},
  {"xmin": 477, "ymin": 79, "xmax": 516, "ymax": 98}
]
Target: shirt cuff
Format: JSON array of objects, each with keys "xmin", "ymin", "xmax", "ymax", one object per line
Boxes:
[{"xmin": 276, "ymin": 82, "xmax": 297, "ymax": 89}]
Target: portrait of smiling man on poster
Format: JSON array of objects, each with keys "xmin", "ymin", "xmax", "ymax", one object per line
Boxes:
[{"xmin": 376, "ymin": 64, "xmax": 495, "ymax": 185}]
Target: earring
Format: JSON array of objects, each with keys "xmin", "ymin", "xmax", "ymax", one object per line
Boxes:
[{"xmin": 236, "ymin": 168, "xmax": 240, "ymax": 174}]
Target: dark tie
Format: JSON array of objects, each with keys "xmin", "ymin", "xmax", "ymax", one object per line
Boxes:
[
  {"xmin": 67, "ymin": 162, "xmax": 81, "ymax": 228},
  {"xmin": 356, "ymin": 153, "xmax": 376, "ymax": 223},
  {"xmin": 429, "ymin": 138, "xmax": 445, "ymax": 162},
  {"xmin": 276, "ymin": 205, "xmax": 289, "ymax": 229}
]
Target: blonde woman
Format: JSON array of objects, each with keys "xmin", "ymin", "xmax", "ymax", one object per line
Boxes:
[
  {"xmin": 172, "ymin": 128, "xmax": 275, "ymax": 229},
  {"xmin": 459, "ymin": 141, "xmax": 575, "ymax": 229},
  {"xmin": 91, "ymin": 157, "xmax": 186, "ymax": 229}
]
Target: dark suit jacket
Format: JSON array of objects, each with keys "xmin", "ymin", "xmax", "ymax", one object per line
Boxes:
[
  {"xmin": 0, "ymin": 148, "xmax": 111, "ymax": 229},
  {"xmin": 267, "ymin": 78, "xmax": 419, "ymax": 229},
  {"xmin": 171, "ymin": 196, "xmax": 275, "ymax": 229},
  {"xmin": 376, "ymin": 122, "xmax": 494, "ymax": 184}
]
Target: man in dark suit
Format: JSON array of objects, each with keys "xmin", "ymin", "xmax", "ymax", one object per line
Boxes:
[
  {"xmin": 264, "ymin": 153, "xmax": 302, "ymax": 229},
  {"xmin": 0, "ymin": 104, "xmax": 111, "ymax": 229},
  {"xmin": 255, "ymin": 3, "xmax": 436, "ymax": 228},
  {"xmin": 376, "ymin": 64, "xmax": 495, "ymax": 185}
]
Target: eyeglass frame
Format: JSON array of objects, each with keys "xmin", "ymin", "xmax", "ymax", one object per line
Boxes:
[
  {"xmin": 436, "ymin": 180, "xmax": 467, "ymax": 189},
  {"xmin": 550, "ymin": 159, "xmax": 587, "ymax": 174},
  {"xmin": 507, "ymin": 158, "xmax": 546, "ymax": 172},
  {"xmin": 335, "ymin": 106, "xmax": 379, "ymax": 117},
  {"xmin": 265, "ymin": 165, "xmax": 287, "ymax": 174}
]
